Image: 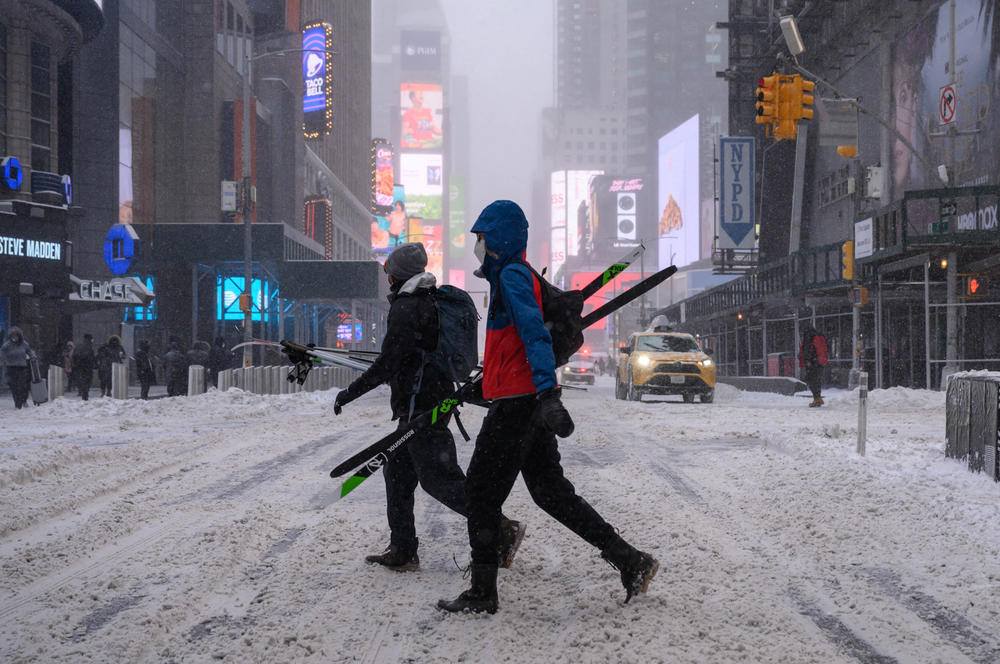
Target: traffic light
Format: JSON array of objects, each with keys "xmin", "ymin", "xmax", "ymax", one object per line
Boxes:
[
  {"xmin": 963, "ymin": 275, "xmax": 989, "ymax": 298},
  {"xmin": 841, "ymin": 240, "xmax": 854, "ymax": 281},
  {"xmin": 755, "ymin": 74, "xmax": 779, "ymax": 133},
  {"xmin": 792, "ymin": 76, "xmax": 815, "ymax": 120}
]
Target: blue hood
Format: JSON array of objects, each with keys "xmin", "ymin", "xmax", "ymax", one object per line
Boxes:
[{"xmin": 471, "ymin": 200, "xmax": 528, "ymax": 280}]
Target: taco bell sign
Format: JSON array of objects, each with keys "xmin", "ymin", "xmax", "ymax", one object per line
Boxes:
[{"xmin": 719, "ymin": 137, "xmax": 755, "ymax": 250}]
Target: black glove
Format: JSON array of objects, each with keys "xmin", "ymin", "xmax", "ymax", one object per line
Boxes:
[
  {"xmin": 537, "ymin": 387, "xmax": 574, "ymax": 438},
  {"xmin": 334, "ymin": 390, "xmax": 351, "ymax": 415}
]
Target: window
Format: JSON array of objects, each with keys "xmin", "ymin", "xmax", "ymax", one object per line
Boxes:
[
  {"xmin": 30, "ymin": 41, "xmax": 51, "ymax": 171},
  {"xmin": 226, "ymin": 2, "xmax": 234, "ymax": 66},
  {"xmin": 0, "ymin": 24, "xmax": 6, "ymax": 154},
  {"xmin": 216, "ymin": 1, "xmax": 224, "ymax": 54},
  {"xmin": 236, "ymin": 15, "xmax": 243, "ymax": 73}
]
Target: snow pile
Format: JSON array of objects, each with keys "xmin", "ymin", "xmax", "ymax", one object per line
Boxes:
[{"xmin": 1, "ymin": 379, "xmax": 998, "ymax": 662}]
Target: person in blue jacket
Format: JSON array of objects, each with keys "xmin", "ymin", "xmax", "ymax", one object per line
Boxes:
[{"xmin": 438, "ymin": 200, "xmax": 658, "ymax": 614}]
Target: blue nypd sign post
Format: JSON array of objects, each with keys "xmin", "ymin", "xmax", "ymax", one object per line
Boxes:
[
  {"xmin": 718, "ymin": 137, "xmax": 755, "ymax": 250},
  {"xmin": 104, "ymin": 223, "xmax": 140, "ymax": 275}
]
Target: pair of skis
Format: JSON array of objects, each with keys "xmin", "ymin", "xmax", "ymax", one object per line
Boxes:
[{"xmin": 327, "ymin": 245, "xmax": 677, "ymax": 503}]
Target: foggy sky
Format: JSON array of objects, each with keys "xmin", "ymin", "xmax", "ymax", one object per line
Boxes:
[{"xmin": 438, "ymin": 0, "xmax": 554, "ymax": 221}]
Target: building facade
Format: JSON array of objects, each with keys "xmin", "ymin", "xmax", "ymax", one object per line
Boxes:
[
  {"xmin": 0, "ymin": 0, "xmax": 103, "ymax": 355},
  {"xmin": 658, "ymin": 0, "xmax": 1000, "ymax": 391}
]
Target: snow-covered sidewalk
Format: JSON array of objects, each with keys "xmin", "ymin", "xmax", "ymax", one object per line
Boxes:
[{"xmin": 1, "ymin": 380, "xmax": 998, "ymax": 662}]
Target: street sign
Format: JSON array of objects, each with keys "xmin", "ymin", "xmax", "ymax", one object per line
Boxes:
[
  {"xmin": 221, "ymin": 180, "xmax": 237, "ymax": 212},
  {"xmin": 939, "ymin": 198, "xmax": 958, "ymax": 217},
  {"xmin": 939, "ymin": 85, "xmax": 957, "ymax": 125},
  {"xmin": 817, "ymin": 97, "xmax": 859, "ymax": 146},
  {"xmin": 718, "ymin": 137, "xmax": 755, "ymax": 250}
]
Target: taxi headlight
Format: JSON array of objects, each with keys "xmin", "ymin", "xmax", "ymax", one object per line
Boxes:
[
  {"xmin": 637, "ymin": 354, "xmax": 651, "ymax": 367},
  {"xmin": 701, "ymin": 358, "xmax": 713, "ymax": 367}
]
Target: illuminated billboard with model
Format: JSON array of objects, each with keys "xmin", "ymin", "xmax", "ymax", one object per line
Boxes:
[
  {"xmin": 657, "ymin": 115, "xmax": 700, "ymax": 270},
  {"xmin": 400, "ymin": 83, "xmax": 444, "ymax": 150}
]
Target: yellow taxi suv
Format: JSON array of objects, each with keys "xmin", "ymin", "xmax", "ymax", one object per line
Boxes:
[{"xmin": 615, "ymin": 331, "xmax": 716, "ymax": 403}]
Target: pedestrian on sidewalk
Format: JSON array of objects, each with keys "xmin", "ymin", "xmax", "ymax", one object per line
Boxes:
[
  {"xmin": 96, "ymin": 335, "xmax": 127, "ymax": 397},
  {"xmin": 333, "ymin": 242, "xmax": 525, "ymax": 572},
  {"xmin": 0, "ymin": 326, "xmax": 34, "ymax": 409},
  {"xmin": 71, "ymin": 334, "xmax": 96, "ymax": 401},
  {"xmin": 438, "ymin": 200, "xmax": 658, "ymax": 615},
  {"xmin": 135, "ymin": 340, "xmax": 156, "ymax": 400},
  {"xmin": 799, "ymin": 325, "xmax": 829, "ymax": 407}
]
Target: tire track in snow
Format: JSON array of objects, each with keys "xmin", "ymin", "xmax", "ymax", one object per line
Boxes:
[
  {"xmin": 788, "ymin": 588, "xmax": 899, "ymax": 664},
  {"xmin": 863, "ymin": 567, "xmax": 1000, "ymax": 664}
]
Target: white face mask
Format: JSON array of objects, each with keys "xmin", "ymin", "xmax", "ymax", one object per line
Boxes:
[{"xmin": 474, "ymin": 236, "xmax": 487, "ymax": 264}]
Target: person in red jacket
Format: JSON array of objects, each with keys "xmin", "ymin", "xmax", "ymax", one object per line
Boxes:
[
  {"xmin": 437, "ymin": 200, "xmax": 658, "ymax": 615},
  {"xmin": 799, "ymin": 325, "xmax": 829, "ymax": 407}
]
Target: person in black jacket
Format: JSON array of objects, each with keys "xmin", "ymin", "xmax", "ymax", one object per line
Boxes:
[
  {"xmin": 71, "ymin": 334, "xmax": 96, "ymax": 401},
  {"xmin": 334, "ymin": 242, "xmax": 524, "ymax": 571},
  {"xmin": 96, "ymin": 335, "xmax": 127, "ymax": 397},
  {"xmin": 135, "ymin": 340, "xmax": 156, "ymax": 399},
  {"xmin": 163, "ymin": 342, "xmax": 188, "ymax": 397},
  {"xmin": 207, "ymin": 337, "xmax": 231, "ymax": 387}
]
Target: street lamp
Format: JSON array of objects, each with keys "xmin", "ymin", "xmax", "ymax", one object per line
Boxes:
[{"xmin": 239, "ymin": 45, "xmax": 335, "ymax": 368}]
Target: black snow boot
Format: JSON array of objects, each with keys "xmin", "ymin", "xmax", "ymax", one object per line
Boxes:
[
  {"xmin": 498, "ymin": 518, "xmax": 526, "ymax": 569},
  {"xmin": 601, "ymin": 538, "xmax": 659, "ymax": 604},
  {"xmin": 364, "ymin": 543, "xmax": 419, "ymax": 572},
  {"xmin": 437, "ymin": 564, "xmax": 499, "ymax": 614}
]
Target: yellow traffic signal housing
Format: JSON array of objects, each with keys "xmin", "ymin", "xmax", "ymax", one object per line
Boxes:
[
  {"xmin": 755, "ymin": 75, "xmax": 779, "ymax": 129},
  {"xmin": 798, "ymin": 77, "xmax": 815, "ymax": 120},
  {"xmin": 841, "ymin": 240, "xmax": 855, "ymax": 281}
]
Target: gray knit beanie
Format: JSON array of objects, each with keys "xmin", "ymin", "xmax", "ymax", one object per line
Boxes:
[{"xmin": 384, "ymin": 242, "xmax": 428, "ymax": 281}]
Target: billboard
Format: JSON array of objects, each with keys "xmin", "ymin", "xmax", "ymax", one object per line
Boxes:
[
  {"xmin": 371, "ymin": 184, "xmax": 407, "ymax": 258},
  {"xmin": 550, "ymin": 226, "xmax": 566, "ymax": 280},
  {"xmin": 400, "ymin": 153, "xmax": 443, "ymax": 219},
  {"xmin": 550, "ymin": 170, "xmax": 603, "ymax": 259},
  {"xmin": 302, "ymin": 22, "xmax": 333, "ymax": 138},
  {"xmin": 893, "ymin": 3, "xmax": 1000, "ymax": 193},
  {"xmin": 406, "ymin": 218, "xmax": 443, "ymax": 283},
  {"xmin": 658, "ymin": 115, "xmax": 700, "ymax": 270},
  {"xmin": 585, "ymin": 176, "xmax": 645, "ymax": 261},
  {"xmin": 370, "ymin": 138, "xmax": 395, "ymax": 215},
  {"xmin": 449, "ymin": 174, "xmax": 466, "ymax": 253},
  {"xmin": 401, "ymin": 30, "xmax": 441, "ymax": 71},
  {"xmin": 400, "ymin": 82, "xmax": 443, "ymax": 150},
  {"xmin": 217, "ymin": 276, "xmax": 269, "ymax": 322}
]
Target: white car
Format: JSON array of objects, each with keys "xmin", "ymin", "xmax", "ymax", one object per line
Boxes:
[{"xmin": 560, "ymin": 353, "xmax": 596, "ymax": 386}]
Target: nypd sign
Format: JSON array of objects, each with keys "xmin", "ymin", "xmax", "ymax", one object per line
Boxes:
[{"xmin": 718, "ymin": 137, "xmax": 755, "ymax": 250}]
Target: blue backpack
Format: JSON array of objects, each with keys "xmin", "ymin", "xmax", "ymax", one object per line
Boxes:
[{"xmin": 409, "ymin": 285, "xmax": 480, "ymax": 427}]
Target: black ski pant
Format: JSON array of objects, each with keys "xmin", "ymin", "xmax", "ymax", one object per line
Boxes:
[
  {"xmin": 77, "ymin": 371, "xmax": 92, "ymax": 400},
  {"xmin": 6, "ymin": 366, "xmax": 29, "ymax": 409},
  {"xmin": 384, "ymin": 415, "xmax": 468, "ymax": 555},
  {"xmin": 465, "ymin": 395, "xmax": 618, "ymax": 566},
  {"xmin": 139, "ymin": 377, "xmax": 151, "ymax": 399},
  {"xmin": 805, "ymin": 365, "xmax": 823, "ymax": 400}
]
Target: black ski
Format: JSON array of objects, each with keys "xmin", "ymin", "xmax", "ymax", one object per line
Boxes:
[
  {"xmin": 328, "ymin": 247, "xmax": 646, "ymax": 480},
  {"xmin": 329, "ymin": 260, "xmax": 677, "ymax": 502},
  {"xmin": 581, "ymin": 264, "xmax": 677, "ymax": 327}
]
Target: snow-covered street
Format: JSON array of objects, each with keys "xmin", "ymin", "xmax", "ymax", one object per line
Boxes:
[{"xmin": 1, "ymin": 380, "xmax": 999, "ymax": 663}]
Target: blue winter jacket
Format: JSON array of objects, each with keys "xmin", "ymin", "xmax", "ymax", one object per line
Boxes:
[{"xmin": 472, "ymin": 200, "xmax": 557, "ymax": 397}]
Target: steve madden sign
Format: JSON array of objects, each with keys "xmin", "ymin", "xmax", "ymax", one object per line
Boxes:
[
  {"xmin": 69, "ymin": 275, "xmax": 154, "ymax": 305},
  {"xmin": 0, "ymin": 235, "xmax": 62, "ymax": 260}
]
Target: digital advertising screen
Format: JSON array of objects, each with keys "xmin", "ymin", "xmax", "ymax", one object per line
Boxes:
[
  {"xmin": 403, "ymin": 218, "xmax": 443, "ymax": 284},
  {"xmin": 400, "ymin": 153, "xmax": 443, "ymax": 219},
  {"xmin": 400, "ymin": 83, "xmax": 444, "ymax": 150},
  {"xmin": 657, "ymin": 115, "xmax": 700, "ymax": 270},
  {"xmin": 371, "ymin": 138, "xmax": 395, "ymax": 215},
  {"xmin": 217, "ymin": 276, "xmax": 269, "ymax": 322},
  {"xmin": 551, "ymin": 170, "xmax": 603, "ymax": 257},
  {"xmin": 302, "ymin": 22, "xmax": 333, "ymax": 138},
  {"xmin": 550, "ymin": 226, "xmax": 566, "ymax": 282},
  {"xmin": 449, "ymin": 175, "xmax": 466, "ymax": 253},
  {"xmin": 585, "ymin": 176, "xmax": 644, "ymax": 261},
  {"xmin": 371, "ymin": 184, "xmax": 407, "ymax": 258}
]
